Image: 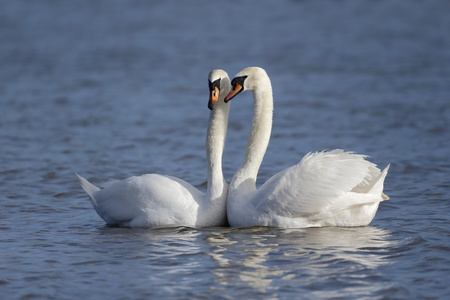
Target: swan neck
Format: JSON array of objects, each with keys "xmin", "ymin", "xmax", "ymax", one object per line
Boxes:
[
  {"xmin": 206, "ymin": 100, "xmax": 229, "ymax": 201},
  {"xmin": 231, "ymin": 80, "xmax": 273, "ymax": 191}
]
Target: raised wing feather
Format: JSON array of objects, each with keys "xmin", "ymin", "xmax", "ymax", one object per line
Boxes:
[{"xmin": 255, "ymin": 150, "xmax": 382, "ymax": 217}]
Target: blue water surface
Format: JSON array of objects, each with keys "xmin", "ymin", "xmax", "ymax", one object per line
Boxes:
[{"xmin": 1, "ymin": 1, "xmax": 449, "ymax": 299}]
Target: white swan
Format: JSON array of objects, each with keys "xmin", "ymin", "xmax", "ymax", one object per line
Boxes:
[
  {"xmin": 223, "ymin": 67, "xmax": 389, "ymax": 228},
  {"xmin": 76, "ymin": 69, "xmax": 231, "ymax": 227}
]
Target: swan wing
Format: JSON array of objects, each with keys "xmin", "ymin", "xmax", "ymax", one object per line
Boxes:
[
  {"xmin": 256, "ymin": 150, "xmax": 384, "ymax": 217},
  {"xmin": 79, "ymin": 174, "xmax": 203, "ymax": 227}
]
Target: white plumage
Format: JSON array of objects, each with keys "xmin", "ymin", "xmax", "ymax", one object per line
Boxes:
[
  {"xmin": 76, "ymin": 69, "xmax": 231, "ymax": 227},
  {"xmin": 223, "ymin": 67, "xmax": 389, "ymax": 228}
]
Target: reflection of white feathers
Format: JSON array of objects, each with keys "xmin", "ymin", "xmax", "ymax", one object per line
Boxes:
[
  {"xmin": 225, "ymin": 67, "xmax": 389, "ymax": 228},
  {"xmin": 205, "ymin": 226, "xmax": 393, "ymax": 294},
  {"xmin": 76, "ymin": 70, "xmax": 231, "ymax": 227}
]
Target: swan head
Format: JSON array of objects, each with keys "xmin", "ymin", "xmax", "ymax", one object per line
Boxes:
[
  {"xmin": 224, "ymin": 67, "xmax": 269, "ymax": 102},
  {"xmin": 208, "ymin": 69, "xmax": 231, "ymax": 110}
]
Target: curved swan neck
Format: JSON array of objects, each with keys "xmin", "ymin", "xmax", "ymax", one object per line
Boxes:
[
  {"xmin": 195, "ymin": 70, "xmax": 231, "ymax": 227},
  {"xmin": 230, "ymin": 75, "xmax": 273, "ymax": 191},
  {"xmin": 206, "ymin": 85, "xmax": 230, "ymax": 201}
]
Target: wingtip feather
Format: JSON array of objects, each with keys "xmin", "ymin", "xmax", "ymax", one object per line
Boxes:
[
  {"xmin": 75, "ymin": 173, "xmax": 101, "ymax": 206},
  {"xmin": 369, "ymin": 164, "xmax": 390, "ymax": 200}
]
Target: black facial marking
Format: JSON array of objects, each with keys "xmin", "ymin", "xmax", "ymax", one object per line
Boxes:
[
  {"xmin": 208, "ymin": 78, "xmax": 221, "ymax": 91},
  {"xmin": 224, "ymin": 75, "xmax": 247, "ymax": 103},
  {"xmin": 231, "ymin": 75, "xmax": 248, "ymax": 90}
]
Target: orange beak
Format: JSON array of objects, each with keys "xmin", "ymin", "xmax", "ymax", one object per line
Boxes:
[
  {"xmin": 208, "ymin": 86, "xmax": 220, "ymax": 110},
  {"xmin": 224, "ymin": 83, "xmax": 243, "ymax": 103}
]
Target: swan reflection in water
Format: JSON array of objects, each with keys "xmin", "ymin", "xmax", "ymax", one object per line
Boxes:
[
  {"xmin": 204, "ymin": 226, "xmax": 393, "ymax": 294},
  {"xmin": 92, "ymin": 225, "xmax": 393, "ymax": 296}
]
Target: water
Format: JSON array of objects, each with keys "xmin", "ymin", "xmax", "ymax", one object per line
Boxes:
[{"xmin": 1, "ymin": 0, "xmax": 449, "ymax": 298}]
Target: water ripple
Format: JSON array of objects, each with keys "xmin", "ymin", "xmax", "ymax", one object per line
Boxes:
[{"xmin": 1, "ymin": 0, "xmax": 449, "ymax": 299}]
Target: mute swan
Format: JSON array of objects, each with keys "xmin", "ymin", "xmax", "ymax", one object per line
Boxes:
[
  {"xmin": 76, "ymin": 69, "xmax": 231, "ymax": 227},
  {"xmin": 223, "ymin": 67, "xmax": 389, "ymax": 228}
]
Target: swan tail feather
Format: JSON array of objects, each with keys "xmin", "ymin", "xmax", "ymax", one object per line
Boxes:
[
  {"xmin": 369, "ymin": 164, "xmax": 390, "ymax": 200},
  {"xmin": 75, "ymin": 173, "xmax": 101, "ymax": 207},
  {"xmin": 321, "ymin": 164, "xmax": 390, "ymax": 213}
]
